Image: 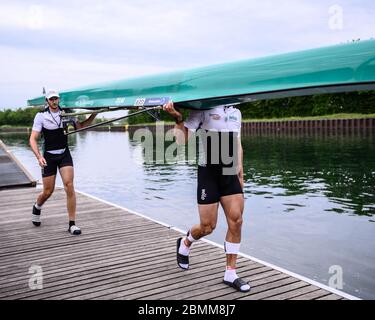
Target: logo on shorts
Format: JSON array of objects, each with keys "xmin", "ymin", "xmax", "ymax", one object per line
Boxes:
[{"xmin": 201, "ymin": 189, "xmax": 207, "ymax": 201}]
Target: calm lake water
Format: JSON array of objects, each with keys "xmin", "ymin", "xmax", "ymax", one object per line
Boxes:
[{"xmin": 1, "ymin": 130, "xmax": 374, "ymax": 299}]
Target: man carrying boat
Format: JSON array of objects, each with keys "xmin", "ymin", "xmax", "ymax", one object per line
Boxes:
[
  {"xmin": 163, "ymin": 101, "xmax": 250, "ymax": 293},
  {"xmin": 29, "ymin": 89, "xmax": 97, "ymax": 235}
]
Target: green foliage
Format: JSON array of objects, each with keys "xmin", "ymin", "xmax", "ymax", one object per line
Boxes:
[
  {"xmin": 0, "ymin": 107, "xmax": 42, "ymax": 127},
  {"xmin": 127, "ymin": 91, "xmax": 375, "ymax": 124},
  {"xmin": 241, "ymin": 91, "xmax": 375, "ymax": 120}
]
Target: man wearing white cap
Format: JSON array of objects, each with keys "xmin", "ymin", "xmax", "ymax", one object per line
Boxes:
[{"xmin": 29, "ymin": 89, "xmax": 97, "ymax": 235}]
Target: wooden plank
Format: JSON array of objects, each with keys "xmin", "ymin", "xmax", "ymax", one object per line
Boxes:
[
  {"xmin": 202, "ymin": 273, "xmax": 292, "ymax": 300},
  {"xmin": 0, "ymin": 212, "xmax": 146, "ymax": 232},
  {"xmin": 159, "ymin": 268, "xmax": 280, "ymax": 300},
  {"xmin": 0, "ymin": 237, "xmax": 178, "ymax": 285},
  {"xmin": 264, "ymin": 285, "xmax": 320, "ymax": 300},
  {"xmin": 0, "ymin": 219, "xmax": 152, "ymax": 245},
  {"xmin": 0, "ymin": 243, "xmax": 218, "ymax": 291},
  {"xmin": 0, "ymin": 246, "xmax": 219, "ymax": 298},
  {"xmin": 0, "ymin": 231, "xmax": 176, "ymax": 269},
  {"xmin": 95, "ymin": 260, "xmax": 257, "ymax": 301},
  {"xmin": 247, "ymin": 281, "xmax": 311, "ymax": 300},
  {"xmin": 0, "ymin": 187, "xmax": 351, "ymax": 300},
  {"xmin": 134, "ymin": 262, "xmax": 266, "ymax": 301},
  {"xmin": 0, "ymin": 205, "xmax": 131, "ymax": 226},
  {"xmin": 35, "ymin": 254, "xmax": 231, "ymax": 300},
  {"xmin": 0, "ymin": 220, "xmax": 164, "ymax": 250},
  {"xmin": 0, "ymin": 218, "xmax": 166, "ymax": 246},
  {"xmin": 237, "ymin": 277, "xmax": 303, "ymax": 300},
  {"xmin": 316, "ymin": 293, "xmax": 344, "ymax": 300},
  {"xmin": 3, "ymin": 247, "xmax": 223, "ymax": 300},
  {"xmin": 1, "ymin": 199, "xmax": 111, "ymax": 216},
  {"xmin": 0, "ymin": 227, "xmax": 170, "ymax": 258},
  {"xmin": 290, "ymin": 289, "xmax": 332, "ymax": 300}
]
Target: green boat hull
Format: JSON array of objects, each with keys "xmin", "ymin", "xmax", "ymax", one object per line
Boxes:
[{"xmin": 28, "ymin": 40, "xmax": 375, "ymax": 110}]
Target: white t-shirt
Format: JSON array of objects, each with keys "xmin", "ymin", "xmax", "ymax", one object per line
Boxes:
[
  {"xmin": 32, "ymin": 110, "xmax": 66, "ymax": 154},
  {"xmin": 184, "ymin": 105, "xmax": 242, "ymax": 166},
  {"xmin": 184, "ymin": 105, "xmax": 242, "ymax": 133}
]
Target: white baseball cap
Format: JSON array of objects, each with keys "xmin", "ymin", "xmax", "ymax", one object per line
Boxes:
[{"xmin": 46, "ymin": 89, "xmax": 60, "ymax": 99}]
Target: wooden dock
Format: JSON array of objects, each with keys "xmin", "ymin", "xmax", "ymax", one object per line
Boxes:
[
  {"xmin": 0, "ymin": 187, "xmax": 357, "ymax": 300},
  {"xmin": 0, "ymin": 139, "xmax": 36, "ymax": 189}
]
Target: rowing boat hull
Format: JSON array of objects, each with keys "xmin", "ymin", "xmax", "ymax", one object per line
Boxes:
[{"xmin": 27, "ymin": 40, "xmax": 375, "ymax": 110}]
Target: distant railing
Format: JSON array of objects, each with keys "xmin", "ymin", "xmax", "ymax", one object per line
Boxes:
[
  {"xmin": 240, "ymin": 118, "xmax": 374, "ymax": 136},
  {"xmin": 1, "ymin": 118, "xmax": 374, "ymax": 135},
  {"xmin": 125, "ymin": 118, "xmax": 375, "ymax": 136}
]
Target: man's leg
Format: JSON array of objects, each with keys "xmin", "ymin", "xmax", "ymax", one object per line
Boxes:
[
  {"xmin": 177, "ymin": 203, "xmax": 219, "ymax": 269},
  {"xmin": 37, "ymin": 175, "xmax": 57, "ymax": 206},
  {"xmin": 221, "ymin": 194, "xmax": 244, "ymax": 267},
  {"xmin": 32, "ymin": 175, "xmax": 56, "ymax": 226},
  {"xmin": 59, "ymin": 165, "xmax": 80, "ymax": 235},
  {"xmin": 220, "ymin": 193, "xmax": 250, "ymax": 292}
]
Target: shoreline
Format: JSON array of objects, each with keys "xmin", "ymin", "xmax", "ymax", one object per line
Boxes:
[{"xmin": 1, "ymin": 114, "xmax": 374, "ymax": 134}]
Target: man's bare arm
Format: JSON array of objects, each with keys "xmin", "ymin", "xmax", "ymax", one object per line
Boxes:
[
  {"xmin": 29, "ymin": 130, "xmax": 47, "ymax": 167},
  {"xmin": 237, "ymin": 137, "xmax": 244, "ymax": 189},
  {"xmin": 163, "ymin": 101, "xmax": 191, "ymax": 145},
  {"xmin": 174, "ymin": 122, "xmax": 190, "ymax": 145},
  {"xmin": 75, "ymin": 113, "xmax": 98, "ymax": 130}
]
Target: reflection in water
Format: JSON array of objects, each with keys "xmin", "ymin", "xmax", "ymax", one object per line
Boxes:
[
  {"xmin": 0, "ymin": 131, "xmax": 374, "ymax": 299},
  {"xmin": 242, "ymin": 135, "xmax": 375, "ymax": 217}
]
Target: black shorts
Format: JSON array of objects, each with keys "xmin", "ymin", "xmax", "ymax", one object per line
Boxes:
[
  {"xmin": 197, "ymin": 165, "xmax": 243, "ymax": 205},
  {"xmin": 42, "ymin": 149, "xmax": 73, "ymax": 178}
]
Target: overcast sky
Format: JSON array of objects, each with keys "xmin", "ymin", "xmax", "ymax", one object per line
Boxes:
[{"xmin": 0, "ymin": 0, "xmax": 374, "ymax": 109}]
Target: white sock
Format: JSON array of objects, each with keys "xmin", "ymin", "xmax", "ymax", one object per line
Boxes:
[
  {"xmin": 224, "ymin": 268, "xmax": 251, "ymax": 291},
  {"xmin": 178, "ymin": 238, "xmax": 190, "ymax": 256},
  {"xmin": 224, "ymin": 268, "xmax": 238, "ymax": 283},
  {"xmin": 187, "ymin": 231, "xmax": 196, "ymax": 243},
  {"xmin": 34, "ymin": 203, "xmax": 43, "ymax": 210}
]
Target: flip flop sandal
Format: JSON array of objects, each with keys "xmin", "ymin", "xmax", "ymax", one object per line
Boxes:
[
  {"xmin": 223, "ymin": 278, "xmax": 251, "ymax": 292},
  {"xmin": 32, "ymin": 205, "xmax": 41, "ymax": 226},
  {"xmin": 176, "ymin": 237, "xmax": 189, "ymax": 270}
]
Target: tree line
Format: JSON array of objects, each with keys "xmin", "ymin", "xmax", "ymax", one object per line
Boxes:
[
  {"xmin": 0, "ymin": 107, "xmax": 106, "ymax": 127},
  {"xmin": 127, "ymin": 91, "xmax": 375, "ymax": 124}
]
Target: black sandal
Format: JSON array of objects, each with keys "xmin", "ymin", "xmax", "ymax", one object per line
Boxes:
[
  {"xmin": 223, "ymin": 278, "xmax": 251, "ymax": 292},
  {"xmin": 176, "ymin": 237, "xmax": 189, "ymax": 270},
  {"xmin": 32, "ymin": 204, "xmax": 41, "ymax": 226}
]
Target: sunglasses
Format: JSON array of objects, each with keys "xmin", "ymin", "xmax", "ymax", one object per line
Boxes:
[{"xmin": 48, "ymin": 97, "xmax": 59, "ymax": 101}]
